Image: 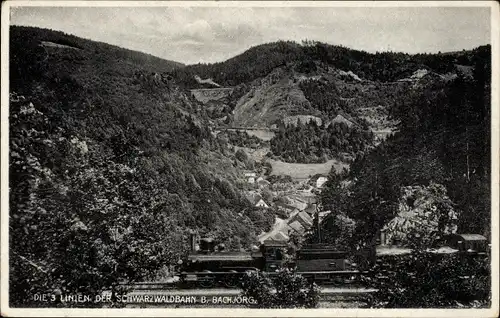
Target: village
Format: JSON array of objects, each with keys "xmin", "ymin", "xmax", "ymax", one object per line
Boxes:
[
  {"xmin": 240, "ymin": 168, "xmax": 488, "ymax": 255},
  {"xmin": 242, "ymin": 169, "xmax": 329, "ymax": 245}
]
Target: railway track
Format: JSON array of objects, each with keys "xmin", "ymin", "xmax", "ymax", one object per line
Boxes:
[{"xmin": 120, "ymin": 277, "xmax": 369, "ymax": 291}]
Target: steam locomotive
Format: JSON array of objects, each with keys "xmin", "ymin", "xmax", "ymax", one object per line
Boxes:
[
  {"xmin": 176, "ymin": 231, "xmax": 490, "ymax": 288},
  {"xmin": 178, "ymin": 233, "xmax": 376, "ymax": 288}
]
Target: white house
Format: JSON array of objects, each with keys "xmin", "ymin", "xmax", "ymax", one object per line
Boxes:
[
  {"xmin": 256, "ymin": 177, "xmax": 271, "ymax": 188},
  {"xmin": 244, "ymin": 172, "xmax": 257, "ymax": 184},
  {"xmin": 316, "ymin": 176, "xmax": 328, "ymax": 188},
  {"xmin": 255, "ymin": 198, "xmax": 269, "ymax": 209}
]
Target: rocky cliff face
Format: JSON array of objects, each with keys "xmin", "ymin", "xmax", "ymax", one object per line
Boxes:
[
  {"xmin": 228, "ymin": 63, "xmax": 399, "ymax": 134},
  {"xmin": 232, "ymin": 68, "xmax": 313, "ymax": 127}
]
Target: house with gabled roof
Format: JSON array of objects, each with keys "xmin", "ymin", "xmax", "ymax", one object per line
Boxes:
[
  {"xmin": 309, "ymin": 174, "xmax": 328, "ymax": 188},
  {"xmin": 289, "ymin": 210, "xmax": 313, "ymax": 230},
  {"xmin": 246, "ymin": 192, "xmax": 269, "ymax": 209},
  {"xmin": 254, "ymin": 198, "xmax": 269, "ymax": 209},
  {"xmin": 288, "ymin": 220, "xmax": 306, "ymax": 235},
  {"xmin": 272, "ymin": 231, "xmax": 289, "ymax": 241},
  {"xmin": 275, "ymin": 202, "xmax": 297, "ymax": 216},
  {"xmin": 256, "ymin": 176, "xmax": 271, "ymax": 188},
  {"xmin": 445, "ymin": 234, "xmax": 488, "ymax": 252},
  {"xmin": 297, "ymin": 211, "xmax": 313, "ymax": 228},
  {"xmin": 304, "ymin": 203, "xmax": 318, "ymax": 216},
  {"xmin": 243, "ymin": 170, "xmax": 257, "ymax": 184},
  {"xmin": 281, "ymin": 195, "xmax": 309, "ymax": 211}
]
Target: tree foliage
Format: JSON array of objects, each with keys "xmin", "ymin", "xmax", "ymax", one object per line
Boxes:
[
  {"xmin": 270, "ymin": 119, "xmax": 373, "ymax": 163},
  {"xmin": 363, "ymin": 252, "xmax": 490, "ymax": 308},
  {"xmin": 240, "ymin": 269, "xmax": 320, "ymax": 308}
]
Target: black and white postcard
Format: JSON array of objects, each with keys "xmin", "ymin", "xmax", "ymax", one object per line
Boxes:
[{"xmin": 1, "ymin": 1, "xmax": 499, "ymax": 317}]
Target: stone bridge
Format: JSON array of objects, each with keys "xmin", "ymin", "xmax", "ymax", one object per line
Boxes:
[
  {"xmin": 215, "ymin": 126, "xmax": 278, "ymax": 132},
  {"xmin": 213, "ymin": 126, "xmax": 278, "ymax": 141},
  {"xmin": 190, "ymin": 88, "xmax": 235, "ymax": 104}
]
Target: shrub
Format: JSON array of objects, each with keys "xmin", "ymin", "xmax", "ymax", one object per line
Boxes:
[
  {"xmin": 240, "ymin": 269, "xmax": 320, "ymax": 308},
  {"xmin": 363, "ymin": 251, "xmax": 490, "ymax": 308}
]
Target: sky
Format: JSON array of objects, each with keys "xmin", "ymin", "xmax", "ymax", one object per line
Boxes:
[{"xmin": 10, "ymin": 5, "xmax": 491, "ymax": 65}]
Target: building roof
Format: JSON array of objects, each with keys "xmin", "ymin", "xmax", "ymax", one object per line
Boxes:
[
  {"xmin": 305, "ymin": 203, "xmax": 317, "ymax": 215},
  {"xmin": 288, "ymin": 220, "xmax": 305, "ymax": 234},
  {"xmin": 316, "ymin": 177, "xmax": 328, "ymax": 188},
  {"xmin": 297, "ymin": 211, "xmax": 313, "ymax": 226},
  {"xmin": 376, "ymin": 246, "xmax": 462, "ymax": 256},
  {"xmin": 318, "ymin": 211, "xmax": 329, "ymax": 216},
  {"xmin": 263, "ymin": 240, "xmax": 288, "ymax": 247},
  {"xmin": 275, "ymin": 202, "xmax": 296, "ymax": 210},
  {"xmin": 308, "ymin": 174, "xmax": 327, "ymax": 182},
  {"xmin": 255, "ymin": 199, "xmax": 269, "ymax": 208},
  {"xmin": 454, "ymin": 234, "xmax": 487, "ymax": 241},
  {"xmin": 272, "ymin": 231, "xmax": 289, "ymax": 241},
  {"xmin": 288, "ymin": 195, "xmax": 307, "ymax": 203},
  {"xmin": 188, "ymin": 252, "xmax": 254, "ymax": 262},
  {"xmin": 257, "ymin": 178, "xmax": 271, "ymax": 185},
  {"xmin": 245, "ymin": 192, "xmax": 263, "ymax": 205}
]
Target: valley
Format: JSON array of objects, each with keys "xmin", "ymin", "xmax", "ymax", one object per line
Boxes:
[{"xmin": 186, "ymin": 66, "xmax": 415, "ymax": 247}]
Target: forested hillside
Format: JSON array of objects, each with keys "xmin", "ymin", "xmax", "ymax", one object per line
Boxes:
[
  {"xmin": 174, "ymin": 40, "xmax": 484, "ymax": 88},
  {"xmin": 318, "ymin": 45, "xmax": 491, "ymax": 247},
  {"xmin": 182, "ymin": 40, "xmax": 483, "ymax": 165},
  {"xmin": 9, "ymin": 26, "xmax": 272, "ymax": 306},
  {"xmin": 270, "ymin": 120, "xmax": 373, "ymax": 163}
]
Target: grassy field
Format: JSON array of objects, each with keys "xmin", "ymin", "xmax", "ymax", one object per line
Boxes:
[
  {"xmin": 267, "ymin": 159, "xmax": 349, "ymax": 180},
  {"xmin": 245, "ymin": 129, "xmax": 276, "ymax": 141}
]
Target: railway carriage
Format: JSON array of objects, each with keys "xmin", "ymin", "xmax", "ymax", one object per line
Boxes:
[{"xmin": 178, "ymin": 235, "xmax": 375, "ymax": 287}]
